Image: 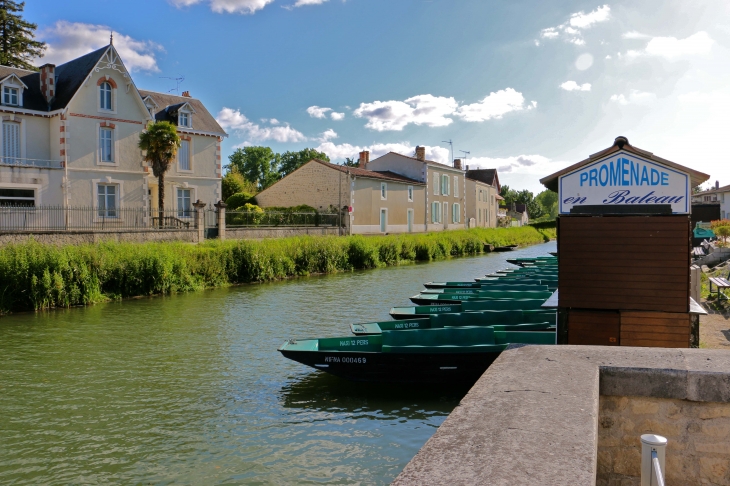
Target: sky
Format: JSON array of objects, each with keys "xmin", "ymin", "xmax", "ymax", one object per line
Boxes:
[{"xmin": 22, "ymin": 0, "xmax": 730, "ymax": 194}]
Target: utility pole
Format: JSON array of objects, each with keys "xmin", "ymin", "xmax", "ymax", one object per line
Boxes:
[{"xmin": 442, "ymin": 139, "xmax": 454, "ymax": 166}]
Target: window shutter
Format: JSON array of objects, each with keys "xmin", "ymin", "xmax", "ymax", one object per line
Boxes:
[
  {"xmin": 434, "ymin": 173, "xmax": 439, "ymax": 195},
  {"xmin": 178, "ymin": 140, "xmax": 190, "ymax": 170},
  {"xmin": 454, "ymin": 176, "xmax": 459, "ymax": 197},
  {"xmin": 3, "ymin": 122, "xmax": 20, "ymax": 159}
]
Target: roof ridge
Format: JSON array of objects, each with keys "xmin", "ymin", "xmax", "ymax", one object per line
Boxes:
[
  {"xmin": 138, "ymin": 89, "xmax": 199, "ymax": 100},
  {"xmin": 0, "ymin": 64, "xmax": 35, "ymax": 73}
]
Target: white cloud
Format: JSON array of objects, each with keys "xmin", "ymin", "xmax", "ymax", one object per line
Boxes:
[
  {"xmin": 315, "ymin": 142, "xmax": 450, "ymax": 165},
  {"xmin": 216, "ymin": 107, "xmax": 307, "ymax": 143},
  {"xmin": 467, "ymin": 154, "xmax": 552, "ymax": 173},
  {"xmin": 569, "ymin": 5, "xmax": 610, "ymax": 29},
  {"xmin": 609, "ymin": 90, "xmax": 657, "ymax": 105},
  {"xmin": 643, "ymin": 31, "xmax": 714, "ymax": 61},
  {"xmin": 354, "ymin": 94, "xmax": 458, "ymax": 131},
  {"xmin": 560, "ymin": 81, "xmax": 591, "ymax": 91},
  {"xmin": 622, "ymin": 31, "xmax": 651, "ymax": 40},
  {"xmin": 169, "ymin": 0, "xmax": 274, "ymax": 14},
  {"xmin": 293, "ymin": 0, "xmax": 328, "ymax": 6},
  {"xmin": 538, "ymin": 5, "xmax": 610, "ymax": 46},
  {"xmin": 37, "ymin": 21, "xmax": 162, "ymax": 72},
  {"xmin": 456, "ymin": 88, "xmax": 535, "ymax": 122},
  {"xmin": 330, "ymin": 111, "xmax": 345, "ymax": 121},
  {"xmin": 316, "ymin": 129, "xmax": 338, "ymax": 142},
  {"xmin": 307, "ymin": 105, "xmax": 332, "ymax": 118}
]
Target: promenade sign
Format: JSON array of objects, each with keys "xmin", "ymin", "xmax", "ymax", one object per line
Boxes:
[{"xmin": 558, "ymin": 151, "xmax": 690, "ymax": 214}]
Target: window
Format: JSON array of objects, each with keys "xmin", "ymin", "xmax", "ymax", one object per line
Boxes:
[
  {"xmin": 431, "ymin": 201, "xmax": 441, "ymax": 223},
  {"xmin": 454, "ymin": 176, "xmax": 459, "ymax": 197},
  {"xmin": 478, "ymin": 208, "xmax": 482, "ymax": 223},
  {"xmin": 433, "ymin": 172, "xmax": 440, "ymax": 195},
  {"xmin": 452, "ymin": 203, "xmax": 461, "ymax": 223},
  {"xmin": 100, "ymin": 82, "xmax": 112, "ymax": 110},
  {"xmin": 177, "ymin": 188, "xmax": 192, "ymax": 218},
  {"xmin": 178, "ymin": 140, "xmax": 191, "ymax": 171},
  {"xmin": 3, "ymin": 87, "xmax": 18, "ymax": 105},
  {"xmin": 99, "ymin": 128, "xmax": 113, "ymax": 163},
  {"xmin": 407, "ymin": 185, "xmax": 413, "ymax": 202},
  {"xmin": 0, "ymin": 188, "xmax": 34, "ymax": 207},
  {"xmin": 97, "ymin": 184, "xmax": 117, "ymax": 218},
  {"xmin": 441, "ymin": 175, "xmax": 449, "ymax": 196},
  {"xmin": 179, "ymin": 112, "xmax": 190, "ymax": 128},
  {"xmin": 381, "ymin": 182, "xmax": 387, "ymax": 200},
  {"xmin": 380, "ymin": 209, "xmax": 387, "ymax": 232},
  {"xmin": 3, "ymin": 121, "xmax": 20, "ymax": 161},
  {"xmin": 479, "ymin": 189, "xmax": 483, "ymax": 202}
]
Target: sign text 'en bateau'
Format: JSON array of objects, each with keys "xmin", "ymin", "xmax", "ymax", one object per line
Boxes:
[{"xmin": 558, "ymin": 152, "xmax": 689, "ymax": 214}]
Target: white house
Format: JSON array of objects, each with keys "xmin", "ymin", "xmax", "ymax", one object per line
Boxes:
[{"xmin": 0, "ymin": 40, "xmax": 226, "ymax": 226}]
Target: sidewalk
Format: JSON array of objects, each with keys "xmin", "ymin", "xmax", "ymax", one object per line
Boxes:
[{"xmin": 700, "ymin": 311, "xmax": 730, "ymax": 349}]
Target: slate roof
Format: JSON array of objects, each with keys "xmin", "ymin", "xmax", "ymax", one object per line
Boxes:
[
  {"xmin": 138, "ymin": 90, "xmax": 225, "ymax": 135},
  {"xmin": 466, "ymin": 168, "xmax": 499, "ymax": 186},
  {"xmin": 316, "ymin": 159, "xmax": 425, "ymax": 184}
]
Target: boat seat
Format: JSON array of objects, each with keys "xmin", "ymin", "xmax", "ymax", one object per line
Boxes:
[
  {"xmin": 431, "ymin": 310, "xmax": 524, "ymax": 328},
  {"xmin": 475, "ymin": 290, "xmax": 553, "ymax": 299},
  {"xmin": 462, "ymin": 299, "xmax": 546, "ymax": 311},
  {"xmin": 382, "ymin": 326, "xmax": 496, "ymax": 348},
  {"xmin": 382, "ymin": 343, "xmax": 505, "ymax": 354}
]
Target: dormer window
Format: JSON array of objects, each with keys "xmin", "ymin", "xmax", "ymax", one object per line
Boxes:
[
  {"xmin": 179, "ymin": 112, "xmax": 190, "ymax": 128},
  {"xmin": 100, "ymin": 82, "xmax": 112, "ymax": 110},
  {"xmin": 3, "ymin": 87, "xmax": 18, "ymax": 106}
]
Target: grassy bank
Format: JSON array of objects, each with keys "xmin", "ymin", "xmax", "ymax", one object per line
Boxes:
[{"xmin": 0, "ymin": 225, "xmax": 555, "ymax": 314}]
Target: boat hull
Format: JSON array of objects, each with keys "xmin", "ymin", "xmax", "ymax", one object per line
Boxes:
[{"xmin": 279, "ymin": 348, "xmax": 501, "ymax": 384}]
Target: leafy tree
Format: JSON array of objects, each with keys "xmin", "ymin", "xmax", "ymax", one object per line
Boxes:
[
  {"xmin": 499, "ymin": 185, "xmax": 519, "ymax": 208},
  {"xmin": 278, "ymin": 148, "xmax": 330, "ymax": 178},
  {"xmin": 222, "ymin": 166, "xmax": 257, "ymax": 200},
  {"xmin": 0, "ymin": 1, "xmax": 46, "ymax": 70},
  {"xmin": 716, "ymin": 225, "xmax": 730, "ymax": 247},
  {"xmin": 138, "ymin": 121, "xmax": 180, "ymax": 224},
  {"xmin": 535, "ymin": 190, "xmax": 558, "ymax": 218},
  {"xmin": 526, "ymin": 199, "xmax": 544, "ymax": 219},
  {"xmin": 515, "ymin": 189, "xmax": 534, "ymax": 205},
  {"xmin": 227, "ymin": 146, "xmax": 281, "ymax": 191},
  {"xmin": 342, "ymin": 157, "xmax": 359, "ymax": 168}
]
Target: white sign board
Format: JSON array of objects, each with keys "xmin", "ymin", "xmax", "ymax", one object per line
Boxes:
[{"xmin": 558, "ymin": 151, "xmax": 690, "ymax": 214}]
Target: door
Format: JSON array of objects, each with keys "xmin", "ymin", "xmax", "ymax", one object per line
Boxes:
[
  {"xmin": 407, "ymin": 209, "xmax": 413, "ymax": 233},
  {"xmin": 443, "ymin": 202, "xmax": 448, "ymax": 229},
  {"xmin": 380, "ymin": 209, "xmax": 387, "ymax": 233}
]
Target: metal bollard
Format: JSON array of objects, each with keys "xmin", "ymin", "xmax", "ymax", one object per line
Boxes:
[{"xmin": 641, "ymin": 434, "xmax": 667, "ymax": 486}]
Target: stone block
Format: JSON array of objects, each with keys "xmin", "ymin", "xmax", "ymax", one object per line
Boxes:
[
  {"xmin": 700, "ymin": 457, "xmax": 730, "ymax": 485},
  {"xmin": 702, "ymin": 420, "xmax": 730, "ymax": 438},
  {"xmin": 630, "ymin": 398, "xmax": 659, "ymax": 414},
  {"xmin": 612, "ymin": 447, "xmax": 641, "ymax": 476},
  {"xmin": 696, "ymin": 442, "xmax": 730, "ymax": 454},
  {"xmin": 699, "ymin": 404, "xmax": 730, "ymax": 420}
]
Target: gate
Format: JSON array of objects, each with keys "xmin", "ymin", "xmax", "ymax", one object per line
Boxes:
[{"xmin": 204, "ymin": 206, "xmax": 218, "ymax": 239}]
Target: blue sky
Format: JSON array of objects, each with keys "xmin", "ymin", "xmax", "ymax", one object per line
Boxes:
[{"xmin": 25, "ymin": 0, "xmax": 730, "ymax": 194}]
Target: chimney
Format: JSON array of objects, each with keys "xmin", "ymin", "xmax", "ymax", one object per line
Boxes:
[
  {"xmin": 717, "ymin": 180, "xmax": 720, "ymax": 190},
  {"xmin": 39, "ymin": 63, "xmax": 55, "ymax": 106},
  {"xmin": 182, "ymin": 91, "xmax": 191, "ymax": 98},
  {"xmin": 358, "ymin": 150, "xmax": 370, "ymax": 169},
  {"xmin": 415, "ymin": 146, "xmax": 426, "ymax": 161},
  {"xmin": 454, "ymin": 158, "xmax": 462, "ymax": 170}
]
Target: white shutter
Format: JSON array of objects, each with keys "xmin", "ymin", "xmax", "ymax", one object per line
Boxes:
[
  {"xmin": 454, "ymin": 176, "xmax": 459, "ymax": 197},
  {"xmin": 3, "ymin": 122, "xmax": 20, "ymax": 159},
  {"xmin": 433, "ymin": 172, "xmax": 440, "ymax": 195},
  {"xmin": 178, "ymin": 140, "xmax": 190, "ymax": 170}
]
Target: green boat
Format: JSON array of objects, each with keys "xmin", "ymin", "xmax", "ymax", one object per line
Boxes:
[
  {"xmin": 389, "ymin": 298, "xmax": 549, "ymax": 319},
  {"xmin": 410, "ymin": 290, "xmax": 553, "ymax": 305},
  {"xmin": 278, "ymin": 325, "xmax": 555, "ymax": 383},
  {"xmin": 421, "ymin": 284, "xmax": 549, "ymax": 294},
  {"xmin": 351, "ymin": 310, "xmax": 556, "ymax": 335}
]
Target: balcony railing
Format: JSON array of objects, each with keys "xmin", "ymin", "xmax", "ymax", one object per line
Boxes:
[{"xmin": 0, "ymin": 157, "xmax": 64, "ymax": 169}]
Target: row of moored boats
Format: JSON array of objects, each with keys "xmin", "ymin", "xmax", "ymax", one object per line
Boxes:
[{"xmin": 278, "ymin": 255, "xmax": 558, "ymax": 384}]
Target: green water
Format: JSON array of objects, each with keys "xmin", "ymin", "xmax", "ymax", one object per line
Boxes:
[{"xmin": 0, "ymin": 241, "xmax": 556, "ymax": 485}]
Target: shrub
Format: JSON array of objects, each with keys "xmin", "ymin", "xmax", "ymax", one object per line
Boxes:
[{"xmin": 226, "ymin": 192, "xmax": 256, "ymax": 210}]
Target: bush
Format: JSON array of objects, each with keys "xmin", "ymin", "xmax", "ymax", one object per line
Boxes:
[
  {"xmin": 0, "ymin": 225, "xmax": 555, "ymax": 314},
  {"xmin": 222, "ymin": 168, "xmax": 257, "ymax": 201},
  {"xmin": 226, "ymin": 192, "xmax": 256, "ymax": 210}
]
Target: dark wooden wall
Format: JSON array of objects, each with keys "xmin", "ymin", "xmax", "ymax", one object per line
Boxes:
[{"xmin": 558, "ymin": 215, "xmax": 690, "ymax": 313}]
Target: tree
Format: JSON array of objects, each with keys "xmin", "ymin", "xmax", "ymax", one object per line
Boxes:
[
  {"xmin": 227, "ymin": 146, "xmax": 280, "ymax": 191},
  {"xmin": 515, "ymin": 189, "xmax": 534, "ymax": 205},
  {"xmin": 526, "ymin": 199, "xmax": 544, "ymax": 219},
  {"xmin": 499, "ymin": 185, "xmax": 518, "ymax": 208},
  {"xmin": 278, "ymin": 148, "xmax": 330, "ymax": 178},
  {"xmin": 222, "ymin": 166, "xmax": 257, "ymax": 200},
  {"xmin": 342, "ymin": 157, "xmax": 359, "ymax": 168},
  {"xmin": 0, "ymin": 1, "xmax": 46, "ymax": 70},
  {"xmin": 138, "ymin": 121, "xmax": 180, "ymax": 225},
  {"xmin": 535, "ymin": 190, "xmax": 558, "ymax": 218}
]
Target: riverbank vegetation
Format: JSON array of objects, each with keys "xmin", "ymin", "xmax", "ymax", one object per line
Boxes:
[{"xmin": 0, "ymin": 225, "xmax": 555, "ymax": 314}]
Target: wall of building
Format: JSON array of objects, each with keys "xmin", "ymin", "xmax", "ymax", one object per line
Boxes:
[
  {"xmin": 598, "ymin": 395, "xmax": 730, "ymax": 486},
  {"xmin": 426, "ymin": 165, "xmax": 466, "ymax": 231},
  {"xmin": 366, "ymin": 153, "xmax": 427, "ymax": 183},
  {"xmin": 350, "ymin": 178, "xmax": 425, "ymax": 234},
  {"xmin": 255, "ymin": 161, "xmax": 349, "ymax": 211},
  {"xmin": 0, "ymin": 166, "xmax": 65, "ymax": 206},
  {"xmin": 466, "ymin": 179, "xmax": 497, "ymax": 228}
]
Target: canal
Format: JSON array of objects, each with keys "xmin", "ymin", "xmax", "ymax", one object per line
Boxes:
[{"xmin": 0, "ymin": 241, "xmax": 556, "ymax": 485}]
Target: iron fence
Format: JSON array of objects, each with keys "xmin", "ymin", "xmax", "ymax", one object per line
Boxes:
[
  {"xmin": 226, "ymin": 211, "xmax": 339, "ymax": 228},
  {"xmin": 0, "ymin": 206, "xmax": 197, "ymax": 233}
]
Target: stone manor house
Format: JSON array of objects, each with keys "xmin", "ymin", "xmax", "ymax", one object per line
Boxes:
[{"xmin": 0, "ymin": 41, "xmax": 226, "ymax": 223}]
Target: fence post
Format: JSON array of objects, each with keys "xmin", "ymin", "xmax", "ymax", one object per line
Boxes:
[
  {"xmin": 215, "ymin": 200, "xmax": 227, "ymax": 241},
  {"xmin": 193, "ymin": 200, "xmax": 206, "ymax": 243},
  {"xmin": 640, "ymin": 434, "xmax": 667, "ymax": 486}
]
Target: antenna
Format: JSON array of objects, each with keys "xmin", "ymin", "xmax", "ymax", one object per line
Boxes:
[
  {"xmin": 459, "ymin": 150, "xmax": 470, "ymax": 160},
  {"xmin": 442, "ymin": 139, "xmax": 454, "ymax": 166},
  {"xmin": 160, "ymin": 75, "xmax": 185, "ymax": 94}
]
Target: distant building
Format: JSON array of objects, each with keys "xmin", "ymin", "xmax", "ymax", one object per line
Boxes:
[{"xmin": 464, "ymin": 166, "xmax": 501, "ymax": 228}]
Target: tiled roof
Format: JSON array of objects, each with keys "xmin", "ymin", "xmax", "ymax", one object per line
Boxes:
[
  {"xmin": 52, "ymin": 46, "xmax": 108, "ymax": 110},
  {"xmin": 138, "ymin": 90, "xmax": 225, "ymax": 135},
  {"xmin": 694, "ymin": 185, "xmax": 730, "ymax": 196},
  {"xmin": 315, "ymin": 160, "xmax": 425, "ymax": 184},
  {"xmin": 380, "ymin": 151, "xmax": 463, "ymax": 171}
]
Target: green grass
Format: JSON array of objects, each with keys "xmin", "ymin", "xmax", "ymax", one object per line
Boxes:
[{"xmin": 0, "ymin": 225, "xmax": 555, "ymax": 314}]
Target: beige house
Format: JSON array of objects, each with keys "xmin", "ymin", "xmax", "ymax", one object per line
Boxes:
[
  {"xmin": 0, "ymin": 41, "xmax": 225, "ymax": 223},
  {"xmin": 255, "ymin": 157, "xmax": 426, "ymax": 234},
  {"xmin": 366, "ymin": 147, "xmax": 467, "ymax": 231},
  {"xmin": 464, "ymin": 167, "xmax": 501, "ymax": 228}
]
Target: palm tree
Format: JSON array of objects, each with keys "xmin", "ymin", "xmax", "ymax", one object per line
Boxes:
[{"xmin": 138, "ymin": 121, "xmax": 180, "ymax": 227}]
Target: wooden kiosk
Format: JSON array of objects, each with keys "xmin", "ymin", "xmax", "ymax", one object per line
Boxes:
[{"xmin": 540, "ymin": 136, "xmax": 709, "ymax": 347}]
